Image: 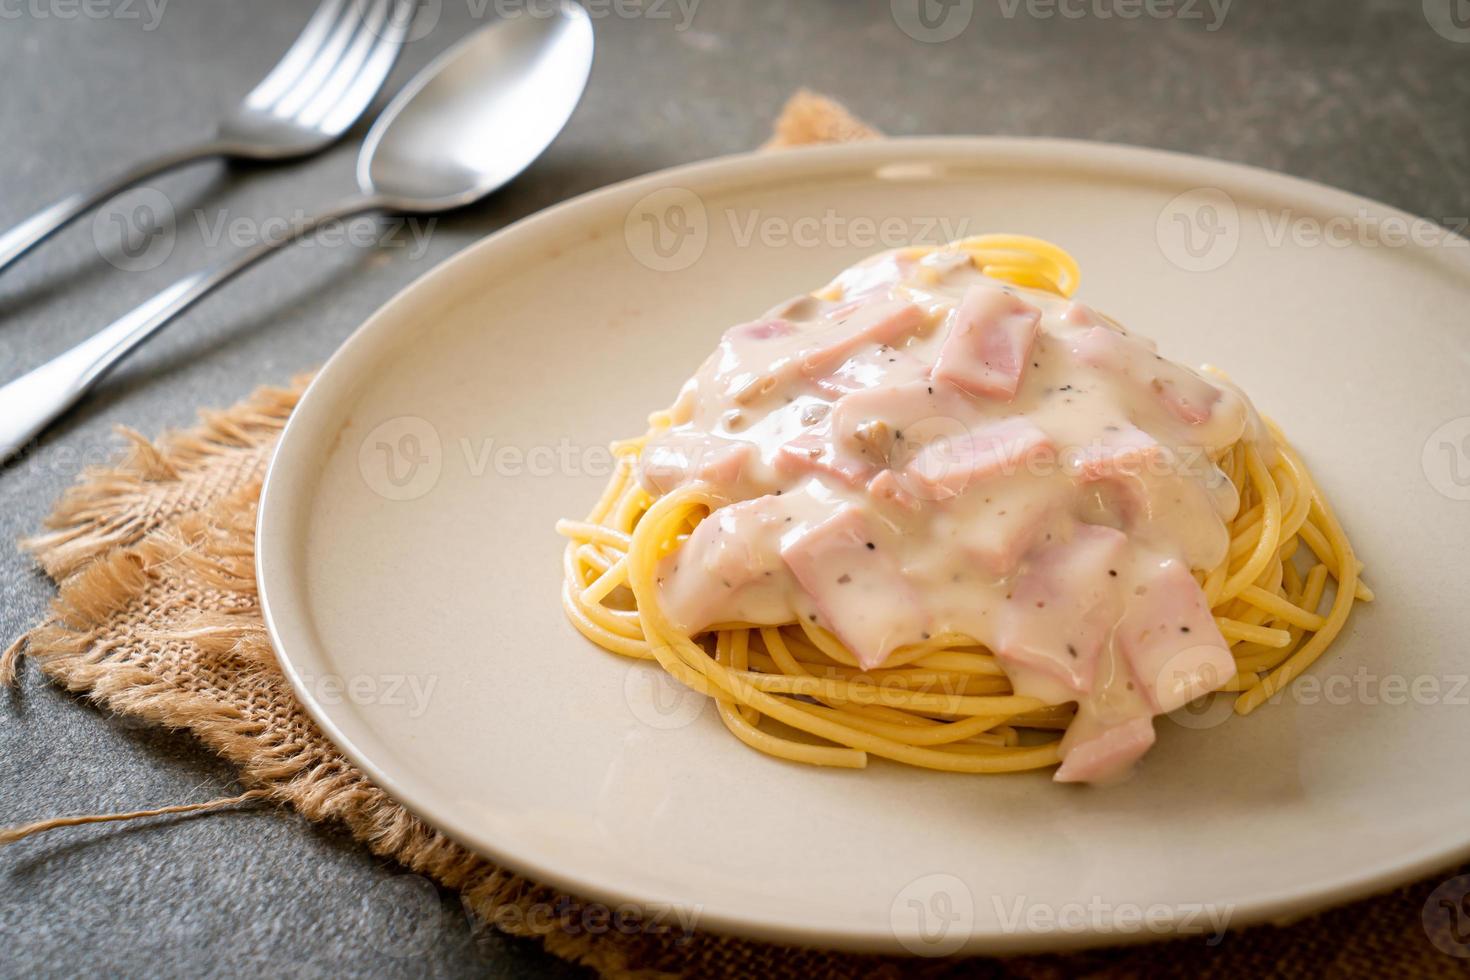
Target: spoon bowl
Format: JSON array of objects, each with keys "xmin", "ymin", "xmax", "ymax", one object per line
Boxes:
[{"xmin": 361, "ymin": 2, "xmax": 595, "ymax": 211}]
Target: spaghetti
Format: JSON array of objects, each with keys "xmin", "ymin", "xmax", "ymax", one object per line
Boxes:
[{"xmin": 557, "ymin": 236, "xmax": 1369, "ymax": 780}]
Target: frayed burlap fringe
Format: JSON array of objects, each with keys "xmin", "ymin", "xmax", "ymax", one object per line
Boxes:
[
  {"xmin": 4, "ymin": 93, "xmax": 1465, "ymax": 979},
  {"xmin": 20, "ymin": 379, "xmax": 302, "ymax": 582},
  {"xmin": 763, "ymin": 89, "xmax": 882, "ymax": 149}
]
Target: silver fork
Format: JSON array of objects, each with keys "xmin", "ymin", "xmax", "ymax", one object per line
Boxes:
[{"xmin": 0, "ymin": 0, "xmax": 415, "ymax": 275}]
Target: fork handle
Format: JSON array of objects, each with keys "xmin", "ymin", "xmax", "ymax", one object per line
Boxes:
[
  {"xmin": 0, "ymin": 138, "xmax": 231, "ymax": 275},
  {"xmin": 0, "ymin": 196, "xmax": 382, "ymax": 464}
]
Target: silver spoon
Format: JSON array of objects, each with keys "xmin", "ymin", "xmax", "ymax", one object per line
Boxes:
[{"xmin": 0, "ymin": 2, "xmax": 594, "ymax": 465}]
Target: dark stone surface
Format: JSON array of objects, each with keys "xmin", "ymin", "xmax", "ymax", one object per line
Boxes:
[{"xmin": 1, "ymin": 1, "xmax": 1465, "ymax": 976}]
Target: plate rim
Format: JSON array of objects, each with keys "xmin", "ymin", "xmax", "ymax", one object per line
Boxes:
[{"xmin": 257, "ymin": 135, "xmax": 1470, "ymax": 955}]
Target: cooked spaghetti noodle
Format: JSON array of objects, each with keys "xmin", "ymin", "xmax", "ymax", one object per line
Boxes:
[{"xmin": 557, "ymin": 236, "xmax": 1369, "ymax": 781}]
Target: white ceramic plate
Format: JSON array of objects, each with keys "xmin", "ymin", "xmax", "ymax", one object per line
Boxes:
[{"xmin": 257, "ymin": 138, "xmax": 1470, "ymax": 955}]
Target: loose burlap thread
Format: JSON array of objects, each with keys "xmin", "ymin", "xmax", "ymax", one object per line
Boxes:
[{"xmin": 4, "ymin": 92, "xmax": 1466, "ymax": 978}]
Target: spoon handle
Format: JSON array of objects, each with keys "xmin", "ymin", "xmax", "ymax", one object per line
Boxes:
[
  {"xmin": 0, "ymin": 139, "xmax": 231, "ymax": 276},
  {"xmin": 0, "ymin": 196, "xmax": 381, "ymax": 464}
]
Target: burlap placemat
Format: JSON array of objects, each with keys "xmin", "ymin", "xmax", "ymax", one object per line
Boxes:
[{"xmin": 4, "ymin": 92, "xmax": 1465, "ymax": 978}]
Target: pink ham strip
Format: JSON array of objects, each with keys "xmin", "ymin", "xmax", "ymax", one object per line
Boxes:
[
  {"xmin": 640, "ymin": 440, "xmax": 756, "ymax": 497},
  {"xmin": 866, "ymin": 469, "xmax": 920, "ymax": 512},
  {"xmin": 717, "ymin": 301, "xmax": 927, "ymax": 404},
  {"xmin": 1151, "ymin": 375, "xmax": 1220, "ymax": 425},
  {"xmin": 729, "ymin": 317, "xmax": 797, "ymax": 341},
  {"xmin": 904, "ymin": 417, "xmax": 1053, "ymax": 501},
  {"xmin": 774, "ymin": 428, "xmax": 877, "ymax": 489},
  {"xmin": 1115, "ymin": 557, "xmax": 1235, "ymax": 713},
  {"xmin": 996, "ymin": 524, "xmax": 1127, "ymax": 697},
  {"xmin": 1073, "ymin": 423, "xmax": 1167, "ymax": 482},
  {"xmin": 931, "ymin": 285, "xmax": 1041, "ymax": 400},
  {"xmin": 1069, "ymin": 325, "xmax": 1222, "ymax": 426},
  {"xmin": 780, "ymin": 506, "xmax": 924, "ymax": 669},
  {"xmin": 658, "ymin": 496, "xmax": 785, "ymax": 632},
  {"xmin": 799, "ymin": 300, "xmax": 928, "ymax": 380},
  {"xmin": 949, "ymin": 483, "xmax": 1069, "ymax": 578},
  {"xmin": 1054, "ymin": 717, "xmax": 1156, "ymax": 784}
]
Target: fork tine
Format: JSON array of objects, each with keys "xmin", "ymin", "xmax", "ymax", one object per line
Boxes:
[
  {"xmin": 269, "ymin": 0, "xmax": 376, "ymax": 120},
  {"xmin": 318, "ymin": 0, "xmax": 417, "ymax": 135},
  {"xmin": 297, "ymin": 0, "xmax": 400, "ymax": 131},
  {"xmin": 241, "ymin": 0, "xmax": 350, "ymax": 113}
]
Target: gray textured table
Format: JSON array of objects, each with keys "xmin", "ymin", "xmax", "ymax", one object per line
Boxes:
[{"xmin": 2, "ymin": 1, "xmax": 1466, "ymax": 976}]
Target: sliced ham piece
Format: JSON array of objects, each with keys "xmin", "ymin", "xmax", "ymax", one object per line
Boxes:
[
  {"xmin": 1054, "ymin": 717, "xmax": 1157, "ymax": 784},
  {"xmin": 729, "ymin": 317, "xmax": 797, "ymax": 342},
  {"xmin": 658, "ymin": 496, "xmax": 789, "ymax": 632},
  {"xmin": 944, "ymin": 480, "xmax": 1070, "ymax": 578},
  {"xmin": 639, "ymin": 438, "xmax": 756, "ymax": 497},
  {"xmin": 1071, "ymin": 423, "xmax": 1168, "ymax": 482},
  {"xmin": 1115, "ymin": 557, "xmax": 1235, "ymax": 713},
  {"xmin": 780, "ymin": 506, "xmax": 925, "ymax": 669},
  {"xmin": 904, "ymin": 417, "xmax": 1053, "ymax": 501},
  {"xmin": 773, "ymin": 427, "xmax": 877, "ymax": 489},
  {"xmin": 1060, "ymin": 301, "xmax": 1102, "ymax": 328},
  {"xmin": 697, "ymin": 443, "xmax": 757, "ymax": 493},
  {"xmin": 813, "ymin": 344, "xmax": 928, "ymax": 397},
  {"xmin": 1151, "ymin": 375, "xmax": 1221, "ymax": 425},
  {"xmin": 866, "ymin": 469, "xmax": 921, "ymax": 512},
  {"xmin": 712, "ymin": 301, "xmax": 928, "ymax": 406},
  {"xmin": 1069, "ymin": 326, "xmax": 1223, "ymax": 427},
  {"xmin": 931, "ymin": 286, "xmax": 1041, "ymax": 400},
  {"xmin": 1069, "ymin": 324, "xmax": 1129, "ymax": 372},
  {"xmin": 995, "ymin": 525, "xmax": 1128, "ymax": 699},
  {"xmin": 799, "ymin": 300, "xmax": 928, "ymax": 380}
]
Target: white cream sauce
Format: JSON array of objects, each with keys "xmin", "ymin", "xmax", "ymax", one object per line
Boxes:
[{"xmin": 639, "ymin": 247, "xmax": 1262, "ymax": 782}]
